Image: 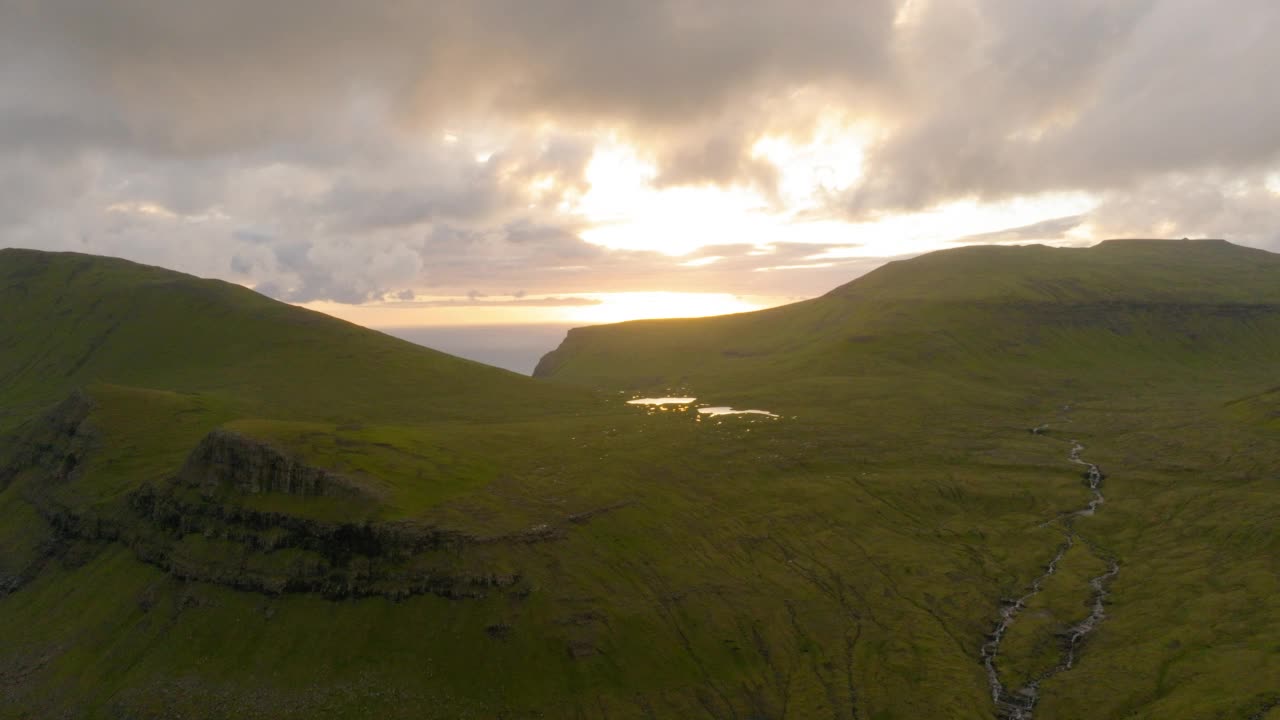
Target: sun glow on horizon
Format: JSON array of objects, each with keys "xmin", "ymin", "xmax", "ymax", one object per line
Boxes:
[
  {"xmin": 559, "ymin": 291, "xmax": 769, "ymax": 324},
  {"xmin": 300, "ymin": 291, "xmax": 792, "ymax": 329},
  {"xmin": 302, "ymin": 125, "xmax": 1103, "ymax": 333}
]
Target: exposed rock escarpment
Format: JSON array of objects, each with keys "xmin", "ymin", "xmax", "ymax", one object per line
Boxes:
[
  {"xmin": 0, "ymin": 390, "xmax": 93, "ymax": 493},
  {"xmin": 125, "ymin": 482, "xmax": 493, "ymax": 599},
  {"xmin": 2, "ymin": 394, "xmax": 540, "ymax": 600},
  {"xmin": 179, "ymin": 429, "xmax": 368, "ymax": 499},
  {"xmin": 0, "ymin": 391, "xmax": 94, "ymax": 597}
]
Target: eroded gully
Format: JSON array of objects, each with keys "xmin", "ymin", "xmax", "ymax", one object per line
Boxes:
[{"xmin": 979, "ymin": 414, "xmax": 1121, "ymax": 719}]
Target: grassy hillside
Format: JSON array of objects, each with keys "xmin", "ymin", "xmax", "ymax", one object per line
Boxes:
[
  {"xmin": 2, "ymin": 242, "xmax": 1278, "ymax": 719},
  {"xmin": 535, "ymin": 239, "xmax": 1280, "ymax": 404},
  {"xmin": 0, "ymin": 248, "xmax": 596, "ymax": 432}
]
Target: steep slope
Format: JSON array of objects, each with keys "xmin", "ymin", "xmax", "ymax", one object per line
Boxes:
[{"xmin": 0, "ymin": 248, "xmax": 595, "ymax": 432}]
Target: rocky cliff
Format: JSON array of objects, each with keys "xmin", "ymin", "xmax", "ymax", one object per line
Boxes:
[
  {"xmin": 3, "ymin": 392, "xmax": 533, "ymax": 600},
  {"xmin": 179, "ymin": 429, "xmax": 368, "ymax": 499}
]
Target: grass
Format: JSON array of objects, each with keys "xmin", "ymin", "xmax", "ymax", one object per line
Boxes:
[
  {"xmin": 0, "ymin": 248, "xmax": 598, "ymax": 434},
  {"xmin": 1, "ymin": 240, "xmax": 1278, "ymax": 718}
]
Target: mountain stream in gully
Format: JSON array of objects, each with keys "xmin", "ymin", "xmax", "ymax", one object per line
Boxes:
[{"xmin": 979, "ymin": 413, "xmax": 1121, "ymax": 719}]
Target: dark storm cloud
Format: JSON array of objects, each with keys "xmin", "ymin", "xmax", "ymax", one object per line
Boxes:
[{"xmin": 2, "ymin": 0, "xmax": 1279, "ymax": 304}]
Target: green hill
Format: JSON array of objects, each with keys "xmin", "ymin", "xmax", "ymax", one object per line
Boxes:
[
  {"xmin": 2, "ymin": 242, "xmax": 1277, "ymax": 719},
  {"xmin": 0, "ymin": 248, "xmax": 594, "ymax": 430},
  {"xmin": 535, "ymin": 239, "xmax": 1280, "ymax": 403}
]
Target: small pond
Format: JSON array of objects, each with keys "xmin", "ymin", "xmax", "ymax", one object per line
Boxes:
[
  {"xmin": 697, "ymin": 407, "xmax": 779, "ymax": 418},
  {"xmin": 626, "ymin": 397, "xmax": 697, "ymax": 406},
  {"xmin": 627, "ymin": 398, "xmax": 780, "ymax": 419}
]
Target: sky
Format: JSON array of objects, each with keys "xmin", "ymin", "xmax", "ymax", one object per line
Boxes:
[{"xmin": 3, "ymin": 0, "xmax": 1280, "ymax": 348}]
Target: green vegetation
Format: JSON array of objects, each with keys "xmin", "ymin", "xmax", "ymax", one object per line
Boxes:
[
  {"xmin": 1, "ymin": 241, "xmax": 1277, "ymax": 718},
  {"xmin": 0, "ymin": 248, "xmax": 596, "ymax": 434}
]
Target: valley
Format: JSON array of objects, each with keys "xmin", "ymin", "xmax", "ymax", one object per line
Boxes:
[{"xmin": 0, "ymin": 241, "xmax": 1277, "ymax": 718}]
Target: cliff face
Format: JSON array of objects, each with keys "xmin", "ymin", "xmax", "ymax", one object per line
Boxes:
[
  {"xmin": 0, "ymin": 391, "xmax": 94, "ymax": 596},
  {"xmin": 0, "ymin": 390, "xmax": 94, "ymax": 493},
  {"xmin": 2, "ymin": 394, "xmax": 534, "ymax": 600},
  {"xmin": 179, "ymin": 429, "xmax": 366, "ymax": 499}
]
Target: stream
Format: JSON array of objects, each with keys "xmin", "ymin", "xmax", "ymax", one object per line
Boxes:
[{"xmin": 979, "ymin": 418, "xmax": 1121, "ymax": 719}]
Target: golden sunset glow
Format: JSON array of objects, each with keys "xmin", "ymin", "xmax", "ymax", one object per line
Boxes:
[
  {"xmin": 569, "ymin": 136, "xmax": 1098, "ymax": 264},
  {"xmin": 12, "ymin": 0, "xmax": 1270, "ymax": 376},
  {"xmin": 559, "ymin": 292, "xmax": 770, "ymax": 324},
  {"xmin": 301, "ymin": 291, "xmax": 789, "ymax": 329},
  {"xmin": 573, "ymin": 131, "xmax": 869, "ymax": 257},
  {"xmin": 574, "ymin": 144, "xmax": 765, "ymax": 256}
]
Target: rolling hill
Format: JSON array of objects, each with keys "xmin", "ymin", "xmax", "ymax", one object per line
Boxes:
[
  {"xmin": 536, "ymin": 239, "xmax": 1280, "ymax": 398},
  {"xmin": 1, "ymin": 241, "xmax": 1277, "ymax": 719},
  {"xmin": 0, "ymin": 248, "xmax": 596, "ymax": 431}
]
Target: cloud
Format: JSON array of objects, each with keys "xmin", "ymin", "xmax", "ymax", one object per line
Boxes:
[
  {"xmin": 372, "ymin": 296, "xmax": 603, "ymax": 308},
  {"xmin": 952, "ymin": 215, "xmax": 1085, "ymax": 244},
  {"xmin": 842, "ymin": 0, "xmax": 1280, "ymax": 215},
  {"xmin": 393, "ymin": 234, "xmax": 891, "ymax": 298},
  {"xmin": 1086, "ymin": 174, "xmax": 1280, "ymax": 251},
  {"xmin": 2, "ymin": 1, "xmax": 897, "ymax": 179},
  {"xmin": 2, "ymin": 0, "xmax": 1279, "ymax": 307}
]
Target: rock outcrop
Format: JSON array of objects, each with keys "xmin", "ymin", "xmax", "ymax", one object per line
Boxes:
[
  {"xmin": 178, "ymin": 429, "xmax": 367, "ymax": 499},
  {"xmin": 0, "ymin": 390, "xmax": 93, "ymax": 493},
  {"xmin": 3, "ymin": 395, "xmax": 530, "ymax": 600}
]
